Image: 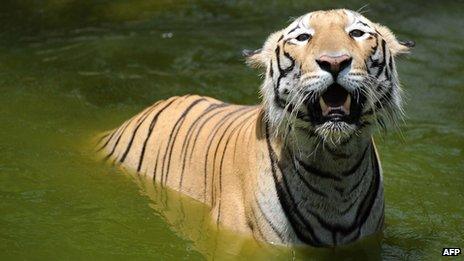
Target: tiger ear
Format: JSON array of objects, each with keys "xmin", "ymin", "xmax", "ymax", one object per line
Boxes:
[
  {"xmin": 243, "ymin": 30, "xmax": 283, "ymax": 69},
  {"xmin": 375, "ymin": 24, "xmax": 415, "ymax": 57},
  {"xmin": 242, "ymin": 48, "xmax": 265, "ymax": 69}
]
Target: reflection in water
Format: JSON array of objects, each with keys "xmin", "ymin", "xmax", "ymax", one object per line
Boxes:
[{"xmin": 126, "ymin": 167, "xmax": 384, "ymax": 260}]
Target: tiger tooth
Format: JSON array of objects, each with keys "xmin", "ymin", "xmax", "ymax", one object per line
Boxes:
[
  {"xmin": 343, "ymin": 94, "xmax": 351, "ymax": 115},
  {"xmin": 319, "ymin": 97, "xmax": 329, "ymax": 116}
]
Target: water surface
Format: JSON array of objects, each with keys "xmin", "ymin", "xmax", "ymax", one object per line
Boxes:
[{"xmin": 0, "ymin": 0, "xmax": 462, "ymax": 259}]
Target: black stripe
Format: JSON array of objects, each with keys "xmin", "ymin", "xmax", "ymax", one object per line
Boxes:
[
  {"xmin": 302, "ymin": 146, "xmax": 380, "ymax": 238},
  {"xmin": 98, "ymin": 102, "xmax": 160, "ymax": 153},
  {"xmin": 339, "ymin": 195, "xmax": 360, "ymax": 215},
  {"xmin": 119, "ymin": 101, "xmax": 172, "ymax": 163},
  {"xmin": 375, "ymin": 40, "xmax": 387, "ymax": 78},
  {"xmin": 324, "ymin": 145, "xmax": 350, "ymax": 159},
  {"xmin": 136, "ymin": 99, "xmax": 177, "ymax": 172},
  {"xmin": 273, "ymin": 47, "xmax": 286, "ymax": 107},
  {"xmin": 388, "ymin": 53, "xmax": 394, "ymax": 75},
  {"xmin": 296, "ymin": 143, "xmax": 369, "ymax": 182},
  {"xmin": 354, "ymin": 148, "xmax": 381, "ymax": 226},
  {"xmin": 264, "ymin": 141, "xmax": 380, "ymax": 245},
  {"xmin": 385, "ymin": 51, "xmax": 393, "ymax": 80},
  {"xmin": 341, "ymin": 144, "xmax": 370, "ymax": 176},
  {"xmin": 216, "ymin": 110, "xmax": 257, "ymax": 225},
  {"xmin": 104, "ymin": 117, "xmax": 136, "ymax": 161},
  {"xmin": 102, "ymin": 122, "xmax": 127, "ymax": 158},
  {"xmin": 160, "ymin": 98, "xmax": 206, "ymax": 186},
  {"xmin": 375, "ymin": 202, "xmax": 385, "ymax": 231},
  {"xmin": 377, "ymin": 118, "xmax": 387, "ymax": 130},
  {"xmin": 269, "ymin": 60, "xmax": 274, "ymax": 77},
  {"xmin": 357, "ymin": 21, "xmax": 370, "ymax": 28},
  {"xmin": 287, "ymin": 25, "xmax": 299, "ymax": 34},
  {"xmin": 231, "ymin": 113, "xmax": 252, "ymax": 163},
  {"xmin": 288, "ymin": 149, "xmax": 329, "ymax": 198},
  {"xmin": 265, "ymin": 123, "xmax": 322, "ymax": 245},
  {"xmin": 249, "ymin": 204, "xmax": 267, "ymax": 241},
  {"xmin": 153, "ymin": 145, "xmax": 162, "ymax": 181},
  {"xmin": 346, "ymin": 160, "xmax": 369, "ymax": 195},
  {"xmin": 272, "ymin": 46, "xmax": 307, "ymax": 120},
  {"xmin": 188, "ymin": 105, "xmax": 231, "ymax": 163},
  {"xmin": 180, "ymin": 103, "xmax": 228, "ymax": 159},
  {"xmin": 296, "ymin": 159, "xmax": 342, "ymax": 181},
  {"xmin": 202, "ymin": 106, "xmax": 253, "ymax": 201},
  {"xmin": 178, "ymin": 103, "xmax": 228, "ymax": 189},
  {"xmin": 96, "ymin": 132, "xmax": 112, "ymax": 152},
  {"xmin": 282, "ymin": 51, "xmax": 295, "ymax": 73},
  {"xmin": 206, "ymin": 106, "xmax": 255, "ymax": 204}
]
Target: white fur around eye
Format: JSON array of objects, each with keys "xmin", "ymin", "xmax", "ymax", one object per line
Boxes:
[
  {"xmin": 346, "ymin": 18, "xmax": 374, "ymax": 42},
  {"xmin": 349, "ymin": 30, "xmax": 370, "ymax": 41},
  {"xmin": 288, "ymin": 34, "xmax": 312, "ymax": 45},
  {"xmin": 285, "ymin": 28, "xmax": 315, "ymax": 45}
]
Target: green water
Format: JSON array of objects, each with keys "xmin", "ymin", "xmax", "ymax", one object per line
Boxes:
[{"xmin": 0, "ymin": 0, "xmax": 462, "ymax": 260}]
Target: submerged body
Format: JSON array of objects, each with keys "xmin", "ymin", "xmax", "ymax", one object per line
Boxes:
[
  {"xmin": 98, "ymin": 95, "xmax": 383, "ymax": 246},
  {"xmin": 98, "ymin": 9, "xmax": 412, "ymax": 246}
]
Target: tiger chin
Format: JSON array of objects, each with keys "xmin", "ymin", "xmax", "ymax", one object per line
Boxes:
[{"xmin": 97, "ymin": 9, "xmax": 414, "ymax": 247}]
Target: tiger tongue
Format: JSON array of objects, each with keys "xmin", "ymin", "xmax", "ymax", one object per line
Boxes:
[{"xmin": 319, "ymin": 94, "xmax": 351, "ymax": 116}]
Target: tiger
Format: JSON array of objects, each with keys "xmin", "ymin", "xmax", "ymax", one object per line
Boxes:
[{"xmin": 97, "ymin": 9, "xmax": 414, "ymax": 247}]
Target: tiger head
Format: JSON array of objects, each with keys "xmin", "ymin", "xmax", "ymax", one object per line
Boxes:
[{"xmin": 245, "ymin": 9, "xmax": 414, "ymax": 145}]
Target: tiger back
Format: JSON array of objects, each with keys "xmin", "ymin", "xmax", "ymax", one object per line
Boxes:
[{"xmin": 98, "ymin": 95, "xmax": 266, "ymax": 232}]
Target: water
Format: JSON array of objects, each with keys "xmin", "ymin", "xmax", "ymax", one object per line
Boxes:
[{"xmin": 0, "ymin": 0, "xmax": 462, "ymax": 259}]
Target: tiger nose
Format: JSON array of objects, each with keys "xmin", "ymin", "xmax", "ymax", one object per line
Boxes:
[{"xmin": 316, "ymin": 54, "xmax": 352, "ymax": 78}]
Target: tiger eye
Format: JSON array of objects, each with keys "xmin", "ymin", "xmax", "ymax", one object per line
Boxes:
[
  {"xmin": 349, "ymin": 29, "xmax": 365, "ymax": 38},
  {"xmin": 296, "ymin": 33, "xmax": 311, "ymax": 41}
]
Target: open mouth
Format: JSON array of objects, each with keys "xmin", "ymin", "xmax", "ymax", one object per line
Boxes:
[
  {"xmin": 308, "ymin": 83, "xmax": 364, "ymax": 124},
  {"xmin": 319, "ymin": 84, "xmax": 351, "ymax": 121}
]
